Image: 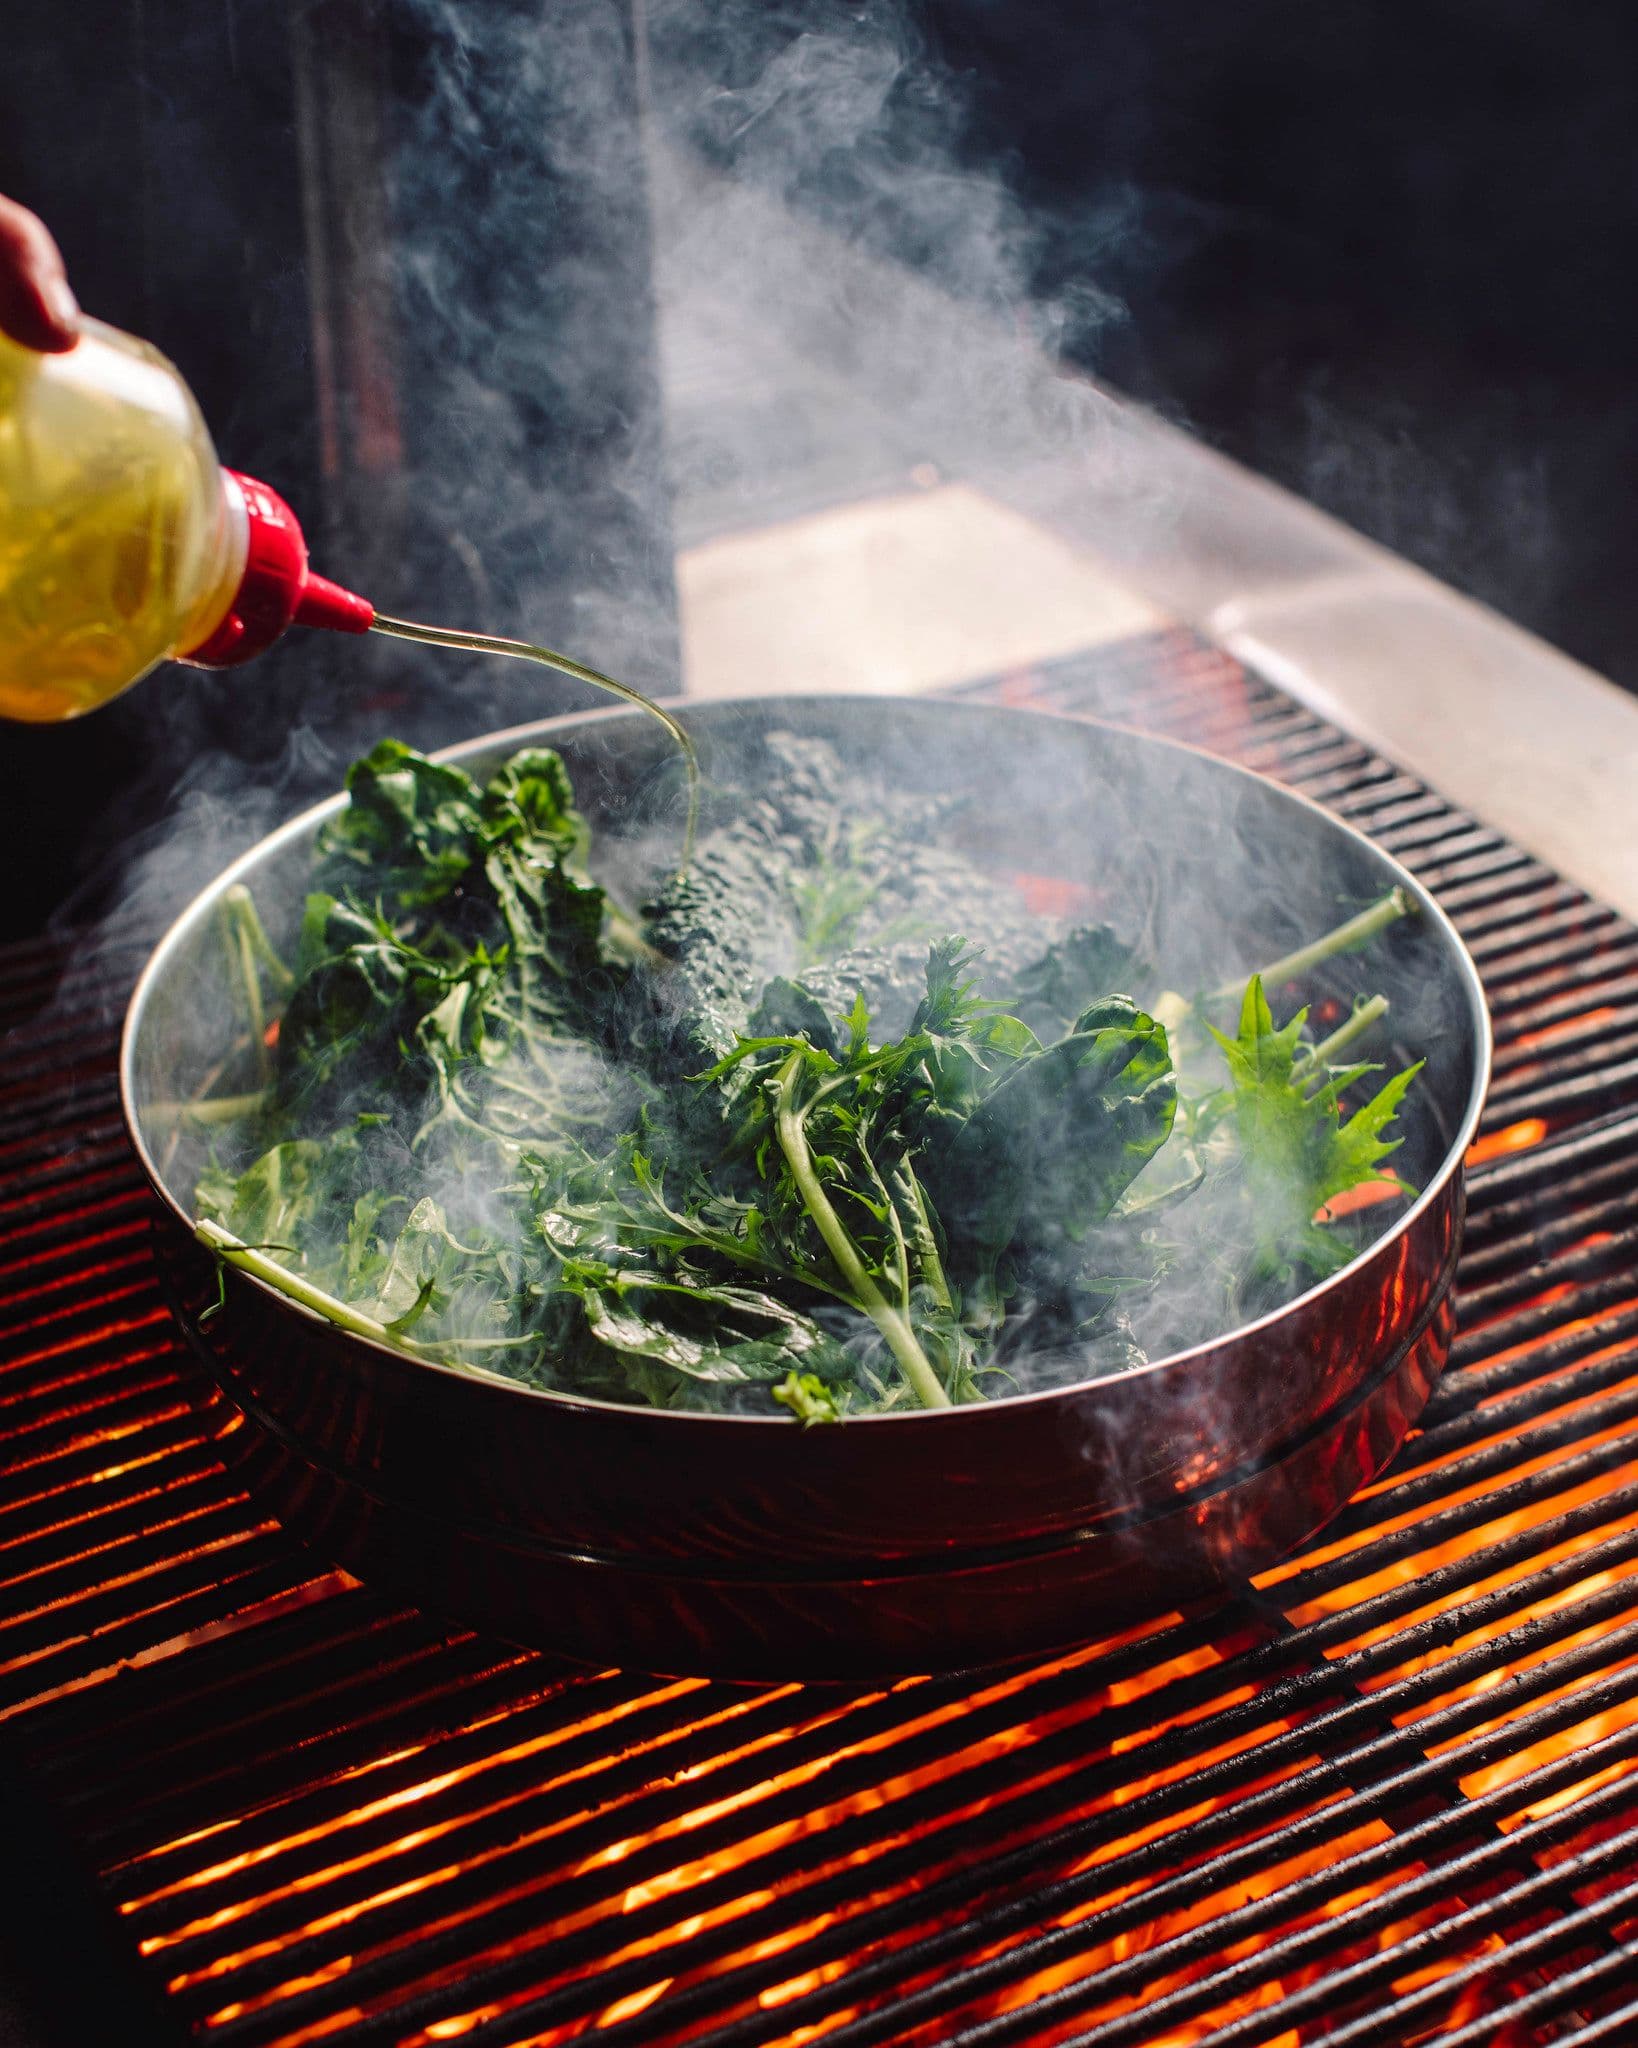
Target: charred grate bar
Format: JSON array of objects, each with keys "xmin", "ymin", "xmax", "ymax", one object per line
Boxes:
[{"xmin": 3, "ymin": 627, "xmax": 1637, "ymax": 2048}]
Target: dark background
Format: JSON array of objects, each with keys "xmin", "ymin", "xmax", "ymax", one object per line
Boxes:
[
  {"xmin": 665, "ymin": 0, "xmax": 1638, "ymax": 692},
  {"xmin": 0, "ymin": 0, "xmax": 675, "ymax": 944},
  {"xmin": 2, "ymin": 0, "xmax": 1635, "ymax": 942},
  {"xmin": 937, "ymin": 0, "xmax": 1638, "ymax": 691}
]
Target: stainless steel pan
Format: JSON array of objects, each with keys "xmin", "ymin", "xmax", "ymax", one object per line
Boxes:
[{"xmin": 122, "ymin": 696, "xmax": 1491, "ymax": 1678}]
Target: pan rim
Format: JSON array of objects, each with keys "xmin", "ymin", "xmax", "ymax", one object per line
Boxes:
[{"xmin": 120, "ymin": 690, "xmax": 1493, "ymax": 1427}]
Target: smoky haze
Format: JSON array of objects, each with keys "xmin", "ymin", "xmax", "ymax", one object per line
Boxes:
[
  {"xmin": 24, "ymin": 0, "xmax": 1155, "ymax": 958},
  {"xmin": 128, "ymin": 684, "xmax": 1476, "ymax": 1415},
  {"xmin": 16, "ymin": 2, "xmax": 1483, "ymax": 1416}
]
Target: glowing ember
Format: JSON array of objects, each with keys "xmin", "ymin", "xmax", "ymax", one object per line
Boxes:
[{"xmin": 1466, "ymin": 1118, "xmax": 1549, "ymax": 1165}]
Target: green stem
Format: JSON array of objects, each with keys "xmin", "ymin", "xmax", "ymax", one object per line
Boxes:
[
  {"xmin": 432, "ymin": 1334, "xmax": 542, "ymax": 1351},
  {"xmin": 854, "ymin": 1131, "xmax": 912, "ymax": 1314},
  {"xmin": 218, "ymin": 885, "xmax": 294, "ymax": 1091},
  {"xmin": 1292, "ymin": 993, "xmax": 1391, "ymax": 1086},
  {"xmin": 1217, "ymin": 888, "xmax": 1412, "ymax": 1005},
  {"xmin": 773, "ymin": 1055, "xmax": 951, "ymax": 1410},
  {"xmin": 369, "ymin": 613, "xmax": 699, "ymax": 874},
  {"xmin": 895, "ymin": 1163, "xmax": 955, "ymax": 1317},
  {"xmin": 194, "ymin": 1222, "xmax": 518, "ymax": 1384},
  {"xmin": 485, "ymin": 1070, "xmax": 572, "ymax": 1115},
  {"xmin": 196, "ymin": 1220, "xmax": 416, "ymax": 1349},
  {"xmin": 147, "ymin": 1091, "xmax": 270, "ymax": 1128},
  {"xmin": 222, "ymin": 901, "xmax": 269, "ymax": 1086},
  {"xmin": 222, "ymin": 884, "xmax": 294, "ymax": 991}
]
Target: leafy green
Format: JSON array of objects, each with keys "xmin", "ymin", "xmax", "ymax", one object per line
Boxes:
[
  {"xmin": 189, "ymin": 736, "xmax": 1426, "ymax": 1421},
  {"xmin": 314, "ymin": 740, "xmax": 486, "ymax": 914},
  {"xmin": 1201, "ymin": 976, "xmax": 1422, "ymax": 1288},
  {"xmin": 939, "ymin": 995, "xmax": 1178, "ymax": 1268},
  {"xmin": 1006, "ymin": 924, "xmax": 1149, "ymax": 1038}
]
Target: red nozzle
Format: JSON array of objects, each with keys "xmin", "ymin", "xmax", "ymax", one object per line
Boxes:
[{"xmin": 182, "ymin": 470, "xmax": 375, "ymax": 669}]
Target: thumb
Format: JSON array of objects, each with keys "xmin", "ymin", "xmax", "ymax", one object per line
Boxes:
[{"xmin": 0, "ymin": 196, "xmax": 80, "ymax": 352}]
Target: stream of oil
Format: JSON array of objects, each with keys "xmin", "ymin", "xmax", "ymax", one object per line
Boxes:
[{"xmin": 369, "ymin": 613, "xmax": 699, "ymax": 868}]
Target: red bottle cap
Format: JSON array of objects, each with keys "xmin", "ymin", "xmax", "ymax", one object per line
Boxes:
[{"xmin": 182, "ymin": 470, "xmax": 375, "ymax": 668}]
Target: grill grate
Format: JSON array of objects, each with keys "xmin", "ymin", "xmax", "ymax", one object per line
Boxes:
[{"xmin": 4, "ymin": 629, "xmax": 1638, "ymax": 2048}]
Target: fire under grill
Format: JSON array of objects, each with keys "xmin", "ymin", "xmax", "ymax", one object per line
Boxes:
[{"xmin": 5, "ymin": 628, "xmax": 1638, "ymax": 2048}]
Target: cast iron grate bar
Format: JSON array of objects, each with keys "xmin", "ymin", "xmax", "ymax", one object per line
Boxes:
[
  {"xmin": 3, "ymin": 628, "xmax": 1637, "ymax": 2047},
  {"xmin": 96, "ymin": 1474, "xmax": 1637, "ymax": 2031},
  {"xmin": 569, "ymin": 1580, "xmax": 1638, "ymax": 2048},
  {"xmin": 534, "ymin": 1564, "xmax": 1638, "ymax": 2048}
]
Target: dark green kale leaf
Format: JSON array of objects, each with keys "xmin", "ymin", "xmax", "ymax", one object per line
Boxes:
[
  {"xmin": 643, "ymin": 819, "xmax": 806, "ymax": 1066},
  {"xmin": 933, "ymin": 996, "xmax": 1178, "ymax": 1272},
  {"xmin": 642, "ymin": 733, "xmax": 1066, "ymax": 1065},
  {"xmin": 1006, "ymin": 924, "xmax": 1151, "ymax": 1038}
]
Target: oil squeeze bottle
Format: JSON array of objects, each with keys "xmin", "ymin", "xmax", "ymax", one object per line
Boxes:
[
  {"xmin": 0, "ymin": 318, "xmax": 696, "ymax": 848},
  {"xmin": 0, "ymin": 321, "xmax": 371, "ymax": 722}
]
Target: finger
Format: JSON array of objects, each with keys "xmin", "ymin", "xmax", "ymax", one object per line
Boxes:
[{"xmin": 0, "ymin": 196, "xmax": 80, "ymax": 352}]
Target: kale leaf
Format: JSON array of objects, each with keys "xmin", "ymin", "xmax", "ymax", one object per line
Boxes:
[{"xmin": 191, "ymin": 737, "xmax": 1426, "ymax": 1422}]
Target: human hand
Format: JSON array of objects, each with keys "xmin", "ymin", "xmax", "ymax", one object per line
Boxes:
[{"xmin": 0, "ymin": 195, "xmax": 79, "ymax": 351}]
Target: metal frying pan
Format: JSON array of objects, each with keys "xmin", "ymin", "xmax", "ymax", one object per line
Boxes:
[{"xmin": 121, "ymin": 696, "xmax": 1491, "ymax": 1679}]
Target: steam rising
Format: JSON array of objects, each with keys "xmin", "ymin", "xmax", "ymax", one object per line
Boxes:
[
  {"xmin": 39, "ymin": 4, "xmax": 1478, "ymax": 1424},
  {"xmin": 63, "ymin": 0, "xmax": 1144, "ymax": 974},
  {"xmin": 132, "ymin": 695, "xmax": 1472, "ymax": 1425}
]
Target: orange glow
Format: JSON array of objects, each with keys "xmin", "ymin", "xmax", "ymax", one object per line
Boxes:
[
  {"xmin": 1465, "ymin": 1117, "xmax": 1549, "ymax": 1166},
  {"xmin": 150, "ymin": 1601, "xmax": 1570, "ymax": 2048},
  {"xmin": 2, "ymin": 1229, "xmax": 152, "ymax": 1317},
  {"xmin": 50, "ymin": 1293, "xmax": 1633, "ymax": 2048},
  {"xmin": 1318, "ymin": 1175, "xmax": 1406, "ymax": 1219},
  {"xmin": 0, "ymin": 1435, "xmax": 197, "ymax": 1527},
  {"xmin": 1505, "ymin": 1004, "xmax": 1619, "ymax": 1054},
  {"xmin": 130, "ymin": 1676, "xmax": 717, "ymax": 1923},
  {"xmin": 16, "ymin": 926, "xmax": 1638, "ymax": 2048},
  {"xmin": 1454, "ymin": 1301, "xmax": 1638, "ymax": 1386},
  {"xmin": 0, "ymin": 1404, "xmax": 205, "ymax": 1523},
  {"xmin": 2, "ymin": 1523, "xmax": 277, "ymax": 1658},
  {"xmin": 1013, "ymin": 874, "xmax": 1099, "ymax": 920},
  {"xmin": 0, "ymin": 1306, "xmax": 174, "ymax": 1385}
]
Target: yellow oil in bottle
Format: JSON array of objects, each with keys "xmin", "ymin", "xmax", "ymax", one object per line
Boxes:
[
  {"xmin": 0, "ymin": 324, "xmax": 244, "ymax": 722},
  {"xmin": 1, "ymin": 323, "xmax": 698, "ymax": 867}
]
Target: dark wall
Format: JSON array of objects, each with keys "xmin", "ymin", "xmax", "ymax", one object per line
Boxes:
[
  {"xmin": 927, "ymin": 0, "xmax": 1638, "ymax": 690},
  {"xmin": 0, "ymin": 0, "xmax": 674, "ymax": 942},
  {"xmin": 4, "ymin": 0, "xmax": 1634, "ymax": 938},
  {"xmin": 0, "ymin": 0, "xmax": 326, "ymax": 942}
]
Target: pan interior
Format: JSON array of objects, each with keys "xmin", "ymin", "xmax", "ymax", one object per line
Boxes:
[{"xmin": 125, "ymin": 696, "xmax": 1486, "ymax": 1404}]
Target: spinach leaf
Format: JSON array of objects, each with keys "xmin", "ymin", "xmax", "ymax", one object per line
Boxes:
[
  {"xmin": 315, "ymin": 740, "xmax": 485, "ymax": 915},
  {"xmin": 1008, "ymin": 925, "xmax": 1151, "ymax": 1037},
  {"xmin": 935, "ymin": 997, "xmax": 1178, "ymax": 1269}
]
